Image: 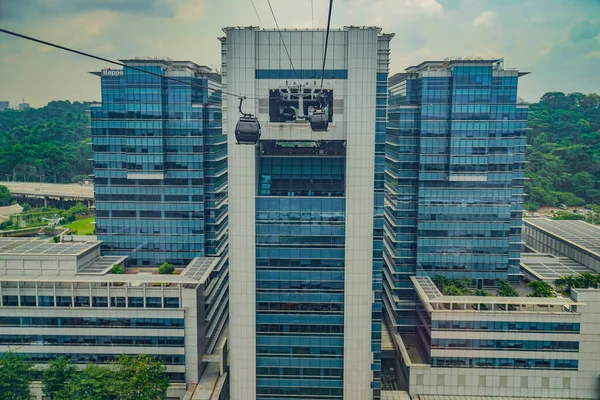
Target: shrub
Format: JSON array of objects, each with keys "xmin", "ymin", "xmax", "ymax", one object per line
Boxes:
[
  {"xmin": 496, "ymin": 279, "xmax": 519, "ymax": 297},
  {"xmin": 158, "ymin": 262, "xmax": 175, "ymax": 275},
  {"xmin": 528, "ymin": 280, "xmax": 555, "ymax": 297},
  {"xmin": 443, "ymin": 285, "xmax": 463, "ymax": 296},
  {"xmin": 553, "ymin": 213, "xmax": 586, "ymax": 221},
  {"xmin": 42, "ymin": 226, "xmax": 59, "ymax": 236},
  {"xmin": 111, "ymin": 264, "xmax": 124, "ymax": 274},
  {"xmin": 52, "ymin": 236, "xmax": 60, "ymax": 243},
  {"xmin": 21, "ymin": 203, "xmax": 31, "ymax": 212},
  {"xmin": 474, "ymin": 289, "xmax": 489, "ymax": 296},
  {"xmin": 523, "ymin": 201, "xmax": 539, "ymax": 212}
]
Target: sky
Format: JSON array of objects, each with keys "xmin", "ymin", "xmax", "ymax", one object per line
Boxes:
[{"xmin": 0, "ymin": 0, "xmax": 599, "ymax": 107}]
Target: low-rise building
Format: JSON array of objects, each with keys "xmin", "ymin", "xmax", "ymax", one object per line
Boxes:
[
  {"xmin": 523, "ymin": 219, "xmax": 600, "ymax": 273},
  {"xmin": 385, "ymin": 274, "xmax": 600, "ymax": 399},
  {"xmin": 0, "ymin": 237, "xmax": 228, "ymax": 400}
]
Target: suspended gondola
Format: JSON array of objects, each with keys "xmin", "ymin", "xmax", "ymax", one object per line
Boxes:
[
  {"xmin": 309, "ymin": 95, "xmax": 329, "ymax": 132},
  {"xmin": 235, "ymin": 97, "xmax": 261, "ymax": 145}
]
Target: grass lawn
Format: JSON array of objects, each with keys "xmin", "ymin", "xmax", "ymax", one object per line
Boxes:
[{"xmin": 64, "ymin": 217, "xmax": 95, "ymax": 235}]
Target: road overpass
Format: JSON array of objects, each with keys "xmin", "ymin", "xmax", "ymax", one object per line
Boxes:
[{"xmin": 0, "ymin": 182, "xmax": 94, "ymax": 207}]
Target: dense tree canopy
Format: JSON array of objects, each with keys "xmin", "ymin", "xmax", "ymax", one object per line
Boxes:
[
  {"xmin": 526, "ymin": 92, "xmax": 600, "ymax": 209},
  {"xmin": 0, "ymin": 352, "xmax": 34, "ymax": 400},
  {"xmin": 0, "ymin": 185, "xmax": 11, "ymax": 206},
  {"xmin": 0, "ymin": 101, "xmax": 91, "ymax": 184},
  {"xmin": 1, "ymin": 353, "xmax": 169, "ymax": 400}
]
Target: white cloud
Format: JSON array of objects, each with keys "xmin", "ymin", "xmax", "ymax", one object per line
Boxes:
[
  {"xmin": 353, "ymin": 0, "xmax": 444, "ymax": 26},
  {"xmin": 536, "ymin": 41, "xmax": 554, "ymax": 60},
  {"xmin": 174, "ymin": 0, "xmax": 206, "ymax": 21},
  {"xmin": 473, "ymin": 10, "xmax": 497, "ymax": 28},
  {"xmin": 95, "ymin": 44, "xmax": 114, "ymax": 54},
  {"xmin": 587, "ymin": 50, "xmax": 600, "ymax": 59},
  {"xmin": 404, "ymin": 0, "xmax": 444, "ymax": 16}
]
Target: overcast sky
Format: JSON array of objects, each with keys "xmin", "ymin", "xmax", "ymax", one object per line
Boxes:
[{"xmin": 0, "ymin": 0, "xmax": 599, "ymax": 107}]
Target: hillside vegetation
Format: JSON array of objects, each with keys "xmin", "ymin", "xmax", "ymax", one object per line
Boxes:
[
  {"xmin": 0, "ymin": 101, "xmax": 91, "ymax": 183},
  {"xmin": 525, "ymin": 92, "xmax": 600, "ymax": 210},
  {"xmin": 1, "ymin": 94, "xmax": 599, "ymax": 210}
]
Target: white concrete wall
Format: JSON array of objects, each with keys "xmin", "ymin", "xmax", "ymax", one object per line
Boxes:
[
  {"xmin": 343, "ymin": 26, "xmax": 378, "ymax": 400},
  {"xmin": 408, "ymin": 299, "xmax": 600, "ymax": 399},
  {"xmin": 225, "ymin": 26, "xmax": 381, "ymax": 400},
  {"xmin": 224, "ymin": 27, "xmax": 258, "ymax": 400},
  {"xmin": 571, "ymin": 289, "xmax": 600, "ymax": 399}
]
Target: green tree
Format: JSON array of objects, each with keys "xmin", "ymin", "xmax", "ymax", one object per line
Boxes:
[
  {"xmin": 555, "ymin": 275, "xmax": 577, "ymax": 293},
  {"xmin": 553, "ymin": 213, "xmax": 586, "ymax": 221},
  {"xmin": 571, "ymin": 171, "xmax": 595, "ymax": 199},
  {"xmin": 66, "ymin": 364, "xmax": 119, "ymax": 400},
  {"xmin": 0, "ymin": 185, "xmax": 11, "ymax": 206},
  {"xmin": 0, "ymin": 101, "xmax": 91, "ymax": 184},
  {"xmin": 474, "ymin": 289, "xmax": 489, "ymax": 296},
  {"xmin": 574, "ymin": 273, "xmax": 600, "ymax": 289},
  {"xmin": 69, "ymin": 202, "xmax": 89, "ymax": 216},
  {"xmin": 114, "ymin": 355, "xmax": 169, "ymax": 400},
  {"xmin": 528, "ymin": 280, "xmax": 555, "ymax": 297},
  {"xmin": 496, "ymin": 279, "xmax": 519, "ymax": 297},
  {"xmin": 158, "ymin": 262, "xmax": 175, "ymax": 275},
  {"xmin": 0, "ymin": 352, "xmax": 33, "ymax": 400},
  {"xmin": 42, "ymin": 356, "xmax": 77, "ymax": 400},
  {"xmin": 442, "ymin": 285, "xmax": 463, "ymax": 296},
  {"xmin": 525, "ymin": 91, "xmax": 600, "ymax": 210}
]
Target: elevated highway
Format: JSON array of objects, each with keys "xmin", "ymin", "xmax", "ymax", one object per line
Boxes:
[{"xmin": 0, "ymin": 182, "xmax": 94, "ymax": 207}]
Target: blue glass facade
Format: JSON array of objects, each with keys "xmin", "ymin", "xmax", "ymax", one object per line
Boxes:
[
  {"xmin": 91, "ymin": 60, "xmax": 227, "ymax": 265},
  {"xmin": 255, "ymin": 150, "xmax": 346, "ymax": 400},
  {"xmin": 384, "ymin": 60, "xmax": 527, "ymax": 331}
]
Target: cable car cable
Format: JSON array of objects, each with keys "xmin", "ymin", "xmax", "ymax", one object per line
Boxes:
[
  {"xmin": 0, "ymin": 28, "xmax": 258, "ymax": 100},
  {"xmin": 265, "ymin": 0, "xmax": 300, "ymax": 80},
  {"xmin": 320, "ymin": 0, "xmax": 334, "ymax": 91},
  {"xmin": 249, "ymin": 0, "xmax": 266, "ymax": 27}
]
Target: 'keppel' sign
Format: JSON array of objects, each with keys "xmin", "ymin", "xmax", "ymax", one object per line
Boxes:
[{"xmin": 101, "ymin": 68, "xmax": 123, "ymax": 77}]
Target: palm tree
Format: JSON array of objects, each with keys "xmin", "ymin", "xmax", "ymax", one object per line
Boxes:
[{"xmin": 554, "ymin": 275, "xmax": 576, "ymax": 293}]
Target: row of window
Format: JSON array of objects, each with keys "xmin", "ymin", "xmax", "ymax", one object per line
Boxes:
[
  {"xmin": 256, "ymin": 386, "xmax": 342, "ymax": 398},
  {"xmin": 0, "ymin": 335, "xmax": 184, "ymax": 347},
  {"xmin": 256, "ymin": 367, "xmax": 343, "ymax": 378},
  {"xmin": 432, "ymin": 320, "xmax": 580, "ymax": 332},
  {"xmin": 257, "ymin": 302, "xmax": 343, "ymax": 314},
  {"xmin": 431, "ymin": 338, "xmax": 579, "ymax": 352},
  {"xmin": 257, "ymin": 345, "xmax": 343, "ymax": 357},
  {"xmin": 13, "ymin": 352, "xmax": 184, "ymax": 365},
  {"xmin": 98, "ymin": 210, "xmax": 202, "ymax": 219},
  {"xmin": 432, "ymin": 357, "xmax": 578, "ymax": 370},
  {"xmin": 257, "ymin": 324, "xmax": 344, "ymax": 335},
  {"xmin": 0, "ymin": 316, "xmax": 184, "ymax": 328},
  {"xmin": 3, "ymin": 296, "xmax": 180, "ymax": 309}
]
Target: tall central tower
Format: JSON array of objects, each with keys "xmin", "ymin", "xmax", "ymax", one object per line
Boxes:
[{"xmin": 222, "ymin": 27, "xmax": 392, "ymax": 400}]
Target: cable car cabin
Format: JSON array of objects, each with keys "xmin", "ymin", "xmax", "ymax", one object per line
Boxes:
[
  {"xmin": 235, "ymin": 116, "xmax": 261, "ymax": 145},
  {"xmin": 309, "ymin": 110, "xmax": 329, "ymax": 132}
]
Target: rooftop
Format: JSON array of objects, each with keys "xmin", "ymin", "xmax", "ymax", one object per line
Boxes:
[
  {"xmin": 0, "ymin": 238, "xmax": 99, "ymax": 256},
  {"xmin": 412, "ymin": 276, "xmax": 581, "ymax": 313},
  {"xmin": 381, "ymin": 391, "xmax": 411, "ymax": 400},
  {"xmin": 521, "ymin": 253, "xmax": 596, "ymax": 283},
  {"xmin": 406, "ymin": 57, "xmax": 502, "ymax": 72},
  {"xmin": 524, "ymin": 219, "xmax": 600, "ymax": 256},
  {"xmin": 181, "ymin": 257, "xmax": 221, "ymax": 284},
  {"xmin": 412, "ymin": 396, "xmax": 554, "ymax": 400},
  {"xmin": 0, "ymin": 238, "xmax": 220, "ymax": 285}
]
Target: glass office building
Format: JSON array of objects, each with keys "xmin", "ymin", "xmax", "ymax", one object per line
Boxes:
[
  {"xmin": 222, "ymin": 27, "xmax": 393, "ymax": 400},
  {"xmin": 91, "ymin": 59, "xmax": 227, "ymax": 266},
  {"xmin": 383, "ymin": 59, "xmax": 528, "ymax": 331}
]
